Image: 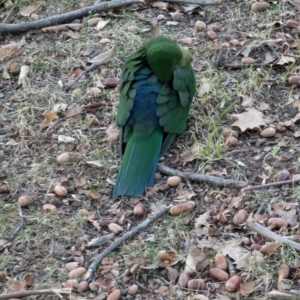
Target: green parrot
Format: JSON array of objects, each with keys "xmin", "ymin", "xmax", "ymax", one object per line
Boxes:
[{"xmin": 113, "ymin": 36, "xmax": 196, "ymax": 198}]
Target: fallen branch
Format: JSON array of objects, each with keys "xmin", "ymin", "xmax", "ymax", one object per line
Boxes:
[
  {"xmin": 0, "ymin": 0, "xmax": 144, "ymax": 34},
  {"xmin": 158, "ymin": 164, "xmax": 248, "ymax": 188},
  {"xmin": 0, "ymin": 288, "xmax": 72, "ymax": 300},
  {"xmin": 243, "ymin": 178, "xmax": 300, "ymax": 191},
  {"xmin": 85, "ymin": 205, "xmax": 169, "ymax": 281},
  {"xmin": 246, "ymin": 221, "xmax": 300, "ymax": 251}
]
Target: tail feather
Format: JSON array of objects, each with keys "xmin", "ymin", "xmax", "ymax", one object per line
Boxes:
[{"xmin": 113, "ymin": 130, "xmax": 163, "ymax": 198}]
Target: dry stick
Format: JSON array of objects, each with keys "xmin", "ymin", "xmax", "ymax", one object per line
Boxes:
[
  {"xmin": 0, "ymin": 288, "xmax": 72, "ymax": 300},
  {"xmin": 243, "ymin": 178, "xmax": 300, "ymax": 191},
  {"xmin": 85, "ymin": 206, "xmax": 169, "ymax": 281},
  {"xmin": 246, "ymin": 221, "xmax": 300, "ymax": 251},
  {"xmin": 0, "ymin": 0, "xmax": 144, "ymax": 34},
  {"xmin": 65, "ymin": 63, "xmax": 97, "ymax": 92},
  {"xmin": 158, "ymin": 164, "xmax": 248, "ymax": 188}
]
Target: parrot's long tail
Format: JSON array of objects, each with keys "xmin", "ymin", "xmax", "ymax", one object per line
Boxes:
[{"xmin": 112, "ymin": 130, "xmax": 162, "ymax": 198}]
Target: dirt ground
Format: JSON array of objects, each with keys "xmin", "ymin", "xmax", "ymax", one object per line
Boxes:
[{"xmin": 1, "ymin": 0, "xmax": 300, "ymax": 299}]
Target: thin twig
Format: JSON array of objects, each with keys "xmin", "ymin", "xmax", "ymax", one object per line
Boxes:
[
  {"xmin": 158, "ymin": 164, "xmax": 248, "ymax": 188},
  {"xmin": 0, "ymin": 288, "xmax": 72, "ymax": 300},
  {"xmin": 243, "ymin": 178, "xmax": 300, "ymax": 191},
  {"xmin": 85, "ymin": 206, "xmax": 169, "ymax": 281},
  {"xmin": 246, "ymin": 221, "xmax": 300, "ymax": 251},
  {"xmin": 0, "ymin": 0, "xmax": 144, "ymax": 33},
  {"xmin": 65, "ymin": 63, "xmax": 98, "ymax": 92}
]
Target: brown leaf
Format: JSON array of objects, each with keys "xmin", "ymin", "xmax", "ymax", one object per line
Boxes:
[
  {"xmin": 39, "ymin": 110, "xmax": 58, "ymax": 129},
  {"xmin": 19, "ymin": 5, "xmax": 37, "ymax": 16},
  {"xmin": 89, "ymin": 45, "xmax": 116, "ymax": 64},
  {"xmin": 260, "ymin": 241, "xmax": 282, "ymax": 255},
  {"xmin": 231, "ymin": 107, "xmax": 267, "ymax": 132},
  {"xmin": 151, "ymin": 1, "xmax": 168, "ymax": 10},
  {"xmin": 6, "ymin": 280, "xmax": 26, "ymax": 293},
  {"xmin": 87, "ymin": 190, "xmax": 100, "ymax": 200},
  {"xmin": 0, "ymin": 43, "xmax": 21, "ymax": 62},
  {"xmin": 240, "ymin": 280, "xmax": 255, "ymax": 296},
  {"xmin": 184, "ymin": 247, "xmax": 211, "ymax": 274},
  {"xmin": 195, "ymin": 211, "xmax": 211, "ymax": 228},
  {"xmin": 42, "ymin": 24, "xmax": 82, "ymax": 33},
  {"xmin": 273, "ymin": 201, "xmax": 298, "ymax": 226},
  {"xmin": 66, "ymin": 104, "xmax": 82, "ymax": 119}
]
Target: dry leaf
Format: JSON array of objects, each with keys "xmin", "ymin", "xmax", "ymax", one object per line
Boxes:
[
  {"xmin": 88, "ymin": 45, "xmax": 116, "ymax": 64},
  {"xmin": 184, "ymin": 248, "xmax": 211, "ymax": 274},
  {"xmin": 260, "ymin": 241, "xmax": 282, "ymax": 255},
  {"xmin": 235, "ymin": 250, "xmax": 265, "ymax": 271},
  {"xmin": 231, "ymin": 107, "xmax": 267, "ymax": 132},
  {"xmin": 151, "ymin": 1, "xmax": 168, "ymax": 10},
  {"xmin": 39, "ymin": 110, "xmax": 58, "ymax": 129},
  {"xmin": 0, "ymin": 43, "xmax": 21, "ymax": 62},
  {"xmin": 275, "ymin": 55, "xmax": 295, "ymax": 65},
  {"xmin": 240, "ymin": 280, "xmax": 255, "ymax": 295},
  {"xmin": 273, "ymin": 201, "xmax": 298, "ymax": 226},
  {"xmin": 88, "ymin": 215, "xmax": 101, "ymax": 231},
  {"xmin": 241, "ymin": 95, "xmax": 254, "ymax": 108},
  {"xmin": 87, "ymin": 190, "xmax": 100, "ymax": 200},
  {"xmin": 18, "ymin": 65, "xmax": 30, "ymax": 85},
  {"xmin": 42, "ymin": 24, "xmax": 82, "ymax": 33},
  {"xmin": 19, "ymin": 5, "xmax": 37, "ymax": 16},
  {"xmin": 66, "ymin": 104, "xmax": 82, "ymax": 119},
  {"xmin": 96, "ymin": 19, "xmax": 110, "ymax": 31},
  {"xmin": 195, "ymin": 211, "xmax": 210, "ymax": 228}
]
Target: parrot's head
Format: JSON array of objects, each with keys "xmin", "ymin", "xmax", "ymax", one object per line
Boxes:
[{"xmin": 145, "ymin": 36, "xmax": 193, "ymax": 83}]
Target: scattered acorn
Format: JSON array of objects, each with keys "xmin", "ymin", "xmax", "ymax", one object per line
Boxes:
[
  {"xmin": 77, "ymin": 281, "xmax": 89, "ymax": 293},
  {"xmin": 167, "ymin": 176, "xmax": 182, "ymax": 187},
  {"xmin": 195, "ymin": 20, "xmax": 206, "ymax": 30},
  {"xmin": 18, "ymin": 195, "xmax": 34, "ymax": 207},
  {"xmin": 170, "ymin": 201, "xmax": 196, "ymax": 216},
  {"xmin": 42, "ymin": 204, "xmax": 57, "ymax": 213},
  {"xmin": 57, "ymin": 152, "xmax": 71, "ymax": 163},
  {"xmin": 108, "ymin": 223, "xmax": 123, "ymax": 234},
  {"xmin": 104, "ymin": 77, "xmax": 120, "ymax": 88},
  {"xmin": 268, "ymin": 217, "xmax": 288, "ymax": 229},
  {"xmin": 276, "ymin": 170, "xmax": 290, "ymax": 182},
  {"xmin": 133, "ymin": 203, "xmax": 145, "ymax": 216},
  {"xmin": 207, "ymin": 29, "xmax": 218, "ymax": 40},
  {"xmin": 233, "ymin": 209, "xmax": 249, "ymax": 225},
  {"xmin": 128, "ymin": 284, "xmax": 138, "ymax": 295},
  {"xmin": 285, "ymin": 20, "xmax": 298, "ymax": 28},
  {"xmin": 222, "ymin": 129, "xmax": 238, "ymax": 138},
  {"xmin": 215, "ymin": 254, "xmax": 228, "ymax": 271},
  {"xmin": 187, "ymin": 278, "xmax": 205, "ymax": 290},
  {"xmin": 178, "ymin": 272, "xmax": 190, "ymax": 287},
  {"xmin": 288, "ymin": 76, "xmax": 300, "ymax": 85},
  {"xmin": 260, "ymin": 127, "xmax": 276, "ymax": 138},
  {"xmin": 68, "ymin": 267, "xmax": 87, "ymax": 279},
  {"xmin": 209, "ymin": 268, "xmax": 229, "ymax": 281},
  {"xmin": 54, "ymin": 185, "xmax": 68, "ymax": 197},
  {"xmin": 107, "ymin": 289, "xmax": 121, "ymax": 300},
  {"xmin": 65, "ymin": 262, "xmax": 79, "ymax": 272},
  {"xmin": 242, "ymin": 57, "xmax": 255, "ymax": 64},
  {"xmin": 225, "ymin": 275, "xmax": 241, "ymax": 292},
  {"xmin": 225, "ymin": 136, "xmax": 238, "ymax": 146},
  {"xmin": 251, "ymin": 1, "xmax": 270, "ymax": 11}
]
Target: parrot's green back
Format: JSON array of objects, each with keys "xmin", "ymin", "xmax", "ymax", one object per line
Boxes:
[{"xmin": 113, "ymin": 36, "xmax": 196, "ymax": 198}]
